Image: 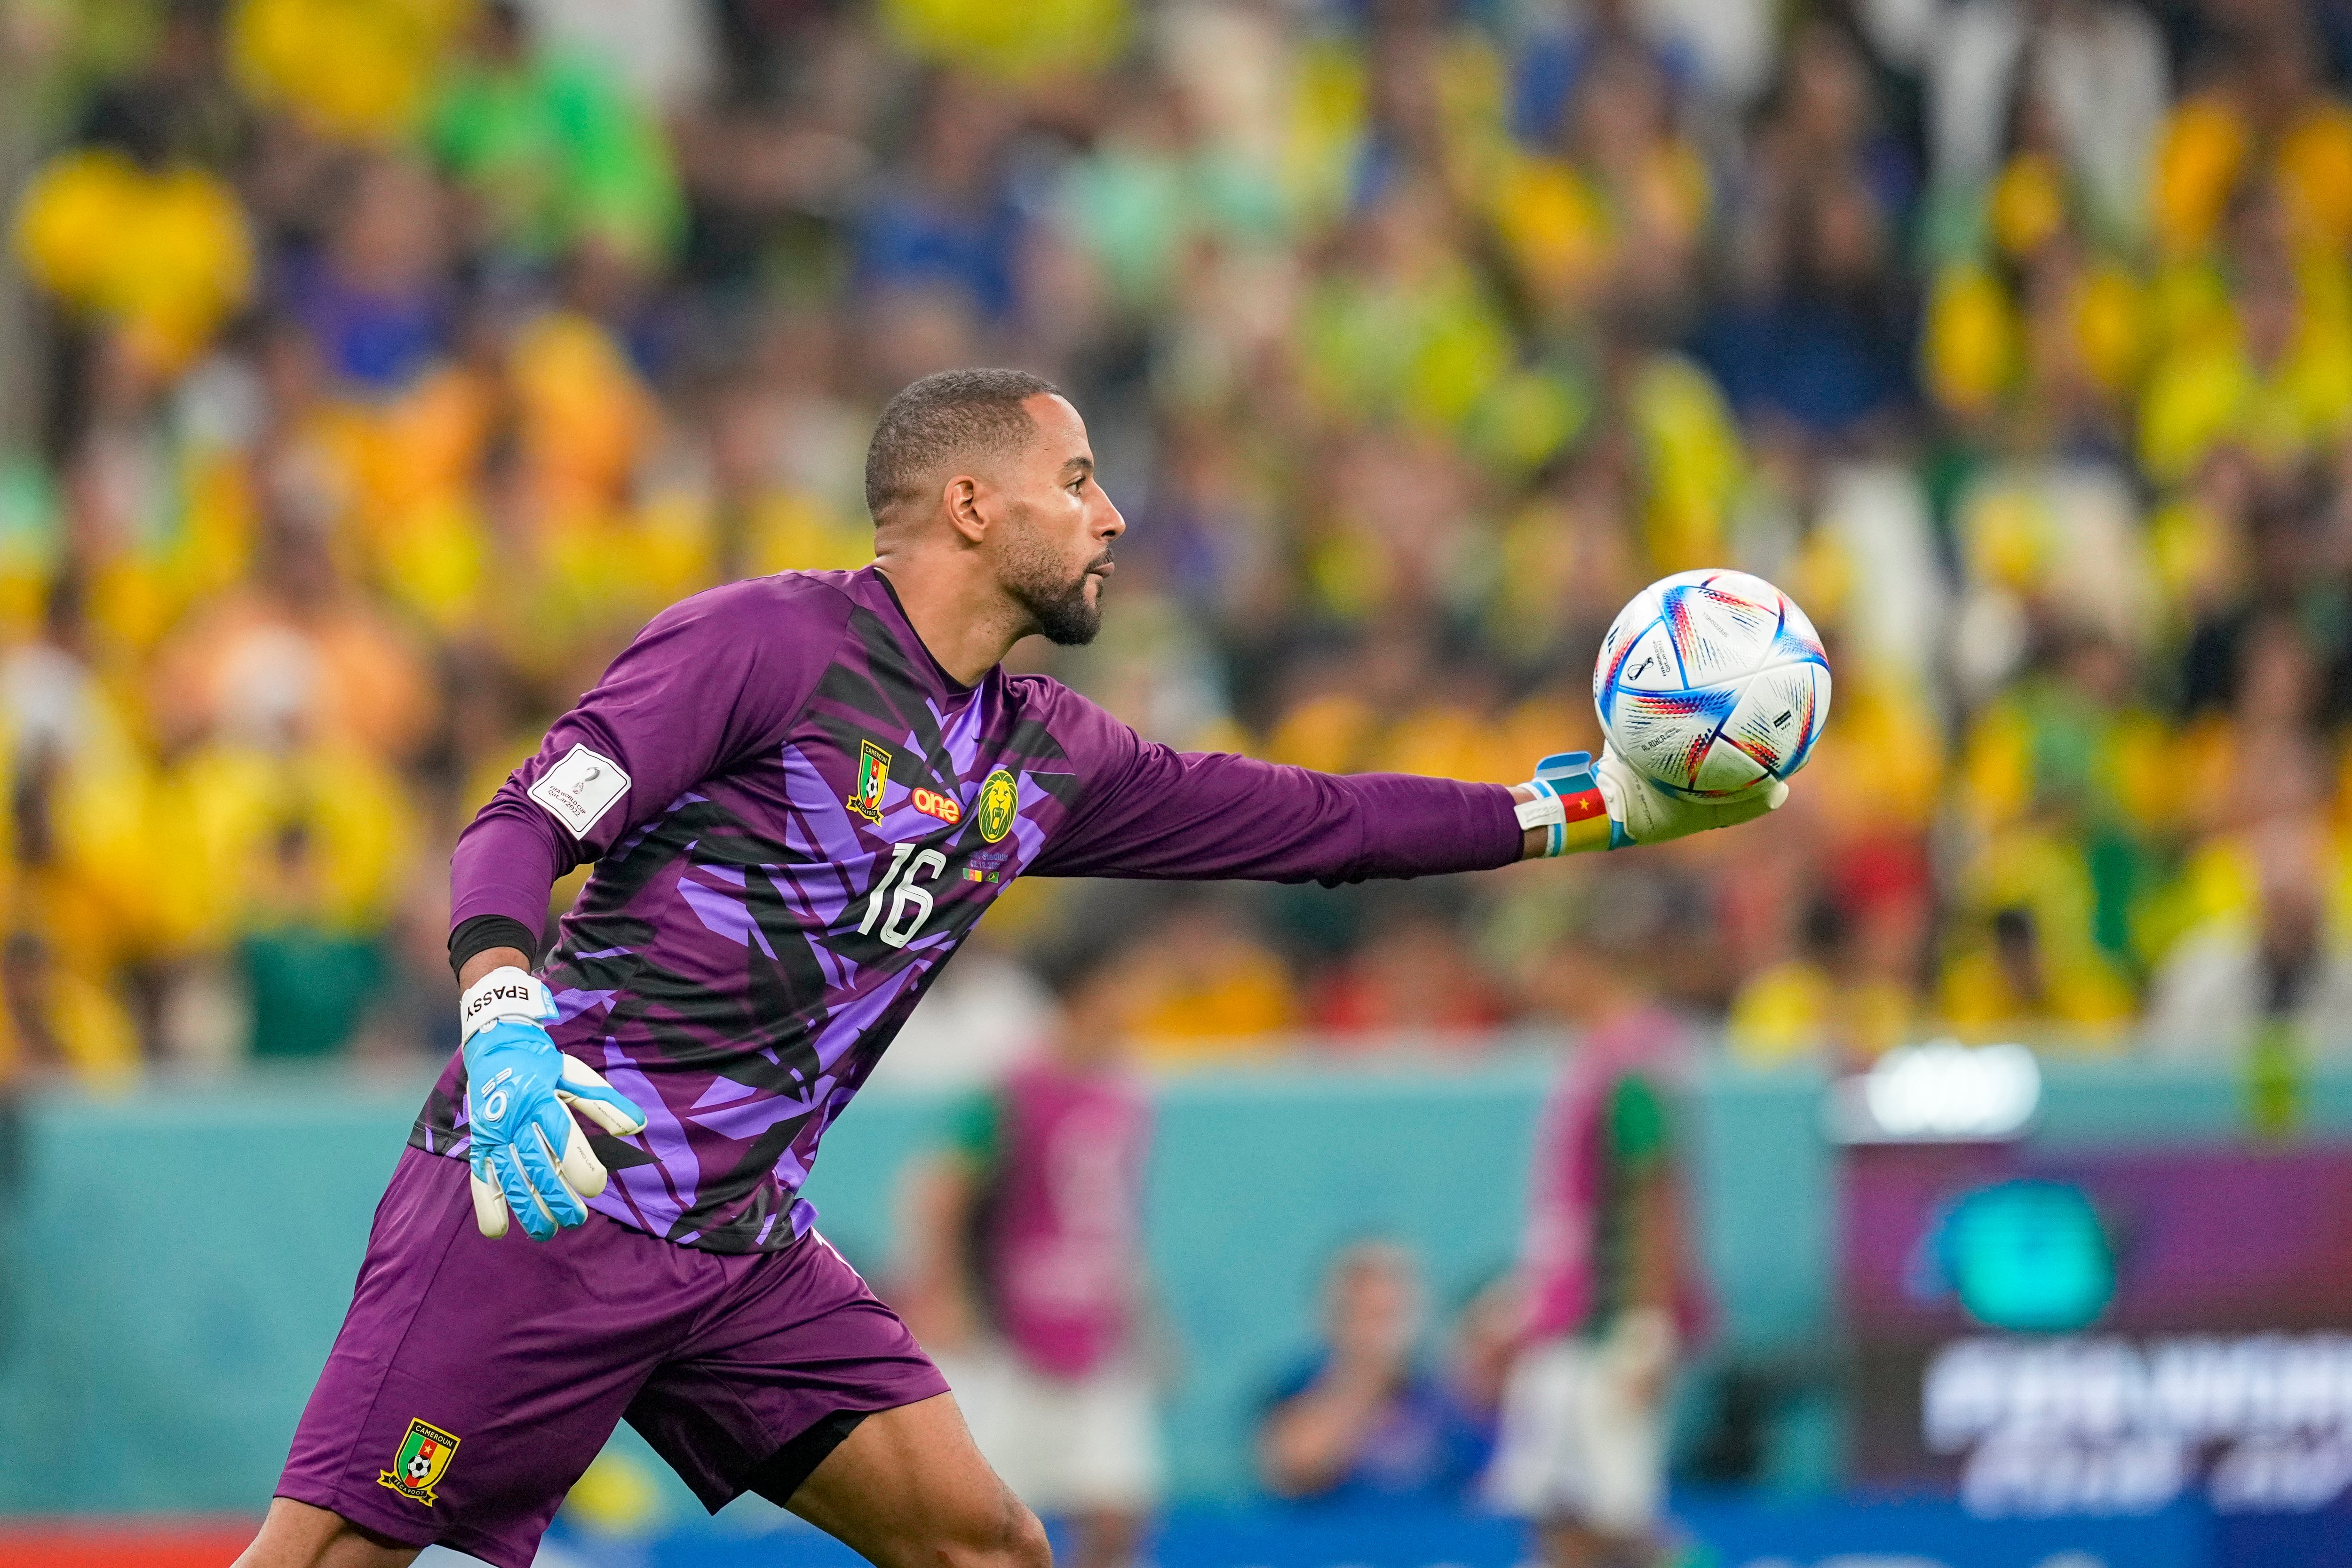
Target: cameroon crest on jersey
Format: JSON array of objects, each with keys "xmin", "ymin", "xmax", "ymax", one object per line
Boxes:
[
  {"xmin": 977, "ymin": 767, "xmax": 1018, "ymax": 843},
  {"xmin": 848, "ymin": 740, "xmax": 891, "ymax": 821},
  {"xmin": 377, "ymin": 1417, "xmax": 461, "ymax": 1506}
]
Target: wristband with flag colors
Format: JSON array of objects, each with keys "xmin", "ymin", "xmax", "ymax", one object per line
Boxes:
[
  {"xmin": 1516, "ymin": 743, "xmax": 1786, "ymax": 856},
  {"xmin": 1512, "ymin": 751, "xmax": 1621, "ymax": 856}
]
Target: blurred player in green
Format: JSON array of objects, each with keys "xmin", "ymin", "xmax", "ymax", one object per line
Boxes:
[
  {"xmin": 1486, "ymin": 870, "xmax": 1711, "ymax": 1568},
  {"xmin": 898, "ymin": 938, "xmax": 1160, "ymax": 1568}
]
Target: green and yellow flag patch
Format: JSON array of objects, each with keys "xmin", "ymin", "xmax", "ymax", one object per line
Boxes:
[{"xmin": 377, "ymin": 1417, "xmax": 461, "ymax": 1507}]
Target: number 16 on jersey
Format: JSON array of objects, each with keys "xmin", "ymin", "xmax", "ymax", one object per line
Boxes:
[{"xmin": 858, "ymin": 842, "xmax": 946, "ymax": 947}]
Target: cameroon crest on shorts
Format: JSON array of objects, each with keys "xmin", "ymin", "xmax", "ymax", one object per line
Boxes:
[
  {"xmin": 848, "ymin": 740, "xmax": 891, "ymax": 822},
  {"xmin": 377, "ymin": 1417, "xmax": 461, "ymax": 1507}
]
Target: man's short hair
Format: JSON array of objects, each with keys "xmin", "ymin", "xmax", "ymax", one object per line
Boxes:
[{"xmin": 863, "ymin": 367, "xmax": 1063, "ymax": 521}]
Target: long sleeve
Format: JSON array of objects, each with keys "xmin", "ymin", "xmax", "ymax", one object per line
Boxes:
[
  {"xmin": 450, "ymin": 576, "xmax": 850, "ymax": 935},
  {"xmin": 1025, "ymin": 678, "xmax": 1522, "ymax": 883}
]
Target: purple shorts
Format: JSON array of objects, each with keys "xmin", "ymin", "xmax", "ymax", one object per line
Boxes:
[{"xmin": 277, "ymin": 1146, "xmax": 948, "ymax": 1568}]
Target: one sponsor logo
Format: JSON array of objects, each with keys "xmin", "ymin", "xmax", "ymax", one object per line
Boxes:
[
  {"xmin": 911, "ymin": 786, "xmax": 962, "ymax": 825},
  {"xmin": 528, "ymin": 744, "xmax": 631, "ymax": 840},
  {"xmin": 377, "ymin": 1417, "xmax": 461, "ymax": 1507},
  {"xmin": 976, "ymin": 768, "xmax": 1018, "ymax": 844},
  {"xmin": 848, "ymin": 740, "xmax": 892, "ymax": 822}
]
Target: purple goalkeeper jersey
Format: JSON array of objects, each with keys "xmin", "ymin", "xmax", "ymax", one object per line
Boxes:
[{"xmin": 417, "ymin": 567, "xmax": 1521, "ymax": 1252}]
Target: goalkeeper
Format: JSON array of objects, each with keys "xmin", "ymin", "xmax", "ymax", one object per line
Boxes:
[{"xmin": 236, "ymin": 369, "xmax": 1782, "ymax": 1568}]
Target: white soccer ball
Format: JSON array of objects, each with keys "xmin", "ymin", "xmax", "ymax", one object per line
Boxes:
[{"xmin": 1593, "ymin": 569, "xmax": 1832, "ymax": 801}]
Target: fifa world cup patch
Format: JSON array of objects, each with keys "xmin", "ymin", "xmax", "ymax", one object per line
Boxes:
[
  {"xmin": 528, "ymin": 744, "xmax": 630, "ymax": 839},
  {"xmin": 976, "ymin": 768, "xmax": 1018, "ymax": 844},
  {"xmin": 848, "ymin": 740, "xmax": 892, "ymax": 822},
  {"xmin": 377, "ymin": 1417, "xmax": 461, "ymax": 1507}
]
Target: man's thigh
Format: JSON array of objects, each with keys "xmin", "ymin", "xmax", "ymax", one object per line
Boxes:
[
  {"xmin": 276, "ymin": 1148, "xmax": 712, "ymax": 1568},
  {"xmin": 624, "ymin": 1230, "xmax": 950, "ymax": 1513},
  {"xmin": 785, "ymin": 1393, "xmax": 1049, "ymax": 1568}
]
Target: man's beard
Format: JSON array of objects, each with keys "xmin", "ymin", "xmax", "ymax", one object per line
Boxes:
[{"xmin": 1003, "ymin": 528, "xmax": 1107, "ymax": 646}]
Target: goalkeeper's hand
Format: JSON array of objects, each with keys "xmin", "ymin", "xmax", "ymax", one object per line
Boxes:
[
  {"xmin": 460, "ymin": 967, "xmax": 647, "ymax": 1241},
  {"xmin": 1595, "ymin": 742, "xmax": 1785, "ymax": 845},
  {"xmin": 1514, "ymin": 745, "xmax": 1785, "ymax": 855}
]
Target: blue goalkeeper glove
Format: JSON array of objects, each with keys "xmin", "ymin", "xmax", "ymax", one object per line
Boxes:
[{"xmin": 460, "ymin": 967, "xmax": 648, "ymax": 1241}]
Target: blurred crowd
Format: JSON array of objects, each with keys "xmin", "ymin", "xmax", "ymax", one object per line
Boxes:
[{"xmin": 11, "ymin": 0, "xmax": 2352, "ymax": 1085}]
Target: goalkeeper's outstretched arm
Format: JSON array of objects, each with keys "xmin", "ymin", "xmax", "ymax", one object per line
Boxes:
[{"xmin": 1023, "ymin": 680, "xmax": 1783, "ymax": 886}]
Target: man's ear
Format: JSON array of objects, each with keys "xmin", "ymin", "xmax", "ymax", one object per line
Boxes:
[{"xmin": 942, "ymin": 475, "xmax": 988, "ymax": 543}]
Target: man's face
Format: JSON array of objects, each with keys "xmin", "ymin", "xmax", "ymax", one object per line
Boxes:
[
  {"xmin": 1329, "ymin": 1251, "xmax": 1420, "ymax": 1365},
  {"xmin": 991, "ymin": 393, "xmax": 1124, "ymax": 645}
]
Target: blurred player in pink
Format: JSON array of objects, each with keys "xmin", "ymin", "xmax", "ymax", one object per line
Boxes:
[
  {"xmin": 899, "ymin": 938, "xmax": 1160, "ymax": 1568},
  {"xmin": 1486, "ymin": 874, "xmax": 1712, "ymax": 1568}
]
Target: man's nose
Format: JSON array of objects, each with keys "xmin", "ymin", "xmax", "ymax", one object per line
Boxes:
[{"xmin": 1098, "ymin": 494, "xmax": 1127, "ymax": 538}]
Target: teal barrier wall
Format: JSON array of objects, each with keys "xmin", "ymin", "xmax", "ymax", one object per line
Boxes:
[{"xmin": 0, "ymin": 1055, "xmax": 2341, "ymax": 1516}]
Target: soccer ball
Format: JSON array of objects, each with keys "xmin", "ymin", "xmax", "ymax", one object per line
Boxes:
[{"xmin": 1593, "ymin": 569, "xmax": 1831, "ymax": 801}]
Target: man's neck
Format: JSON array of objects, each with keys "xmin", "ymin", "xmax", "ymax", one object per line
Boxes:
[{"xmin": 870, "ymin": 551, "xmax": 1030, "ymax": 686}]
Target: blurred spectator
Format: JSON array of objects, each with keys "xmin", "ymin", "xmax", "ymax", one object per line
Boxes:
[
  {"xmin": 1257, "ymin": 1240, "xmax": 1486, "ymax": 1506},
  {"xmin": 1507, "ymin": 0, "xmax": 1716, "ymax": 139},
  {"xmin": 149, "ymin": 484, "xmax": 435, "ymax": 762},
  {"xmin": 1939, "ymin": 900, "xmax": 2134, "ymax": 1044},
  {"xmin": 896, "ymin": 939, "xmax": 1160, "ymax": 1568},
  {"xmin": 1699, "ymin": 18, "xmax": 1917, "ymax": 439},
  {"xmin": 1, "ymin": 580, "xmax": 145, "ymax": 1081},
  {"xmin": 1729, "ymin": 895, "xmax": 1916, "ymax": 1066},
  {"xmin": 13, "ymin": 124, "xmax": 252, "ymax": 380},
  {"xmin": 1123, "ymin": 895, "xmax": 1301, "ymax": 1062},
  {"xmin": 1927, "ymin": 0, "xmax": 2169, "ymax": 239},
  {"xmin": 2138, "ymin": 178, "xmax": 2352, "ymax": 488},
  {"xmin": 229, "ymin": 0, "xmax": 470, "ymax": 145},
  {"xmin": 1054, "ymin": 65, "xmax": 1287, "ymax": 324},
  {"xmin": 1487, "ymin": 869, "xmax": 1709, "ymax": 1568},
  {"xmin": 2148, "ymin": 10, "xmax": 2352, "ymax": 262},
  {"xmin": 854, "ymin": 72, "xmax": 1026, "ymax": 335},
  {"xmin": 427, "ymin": 0, "xmax": 683, "ymax": 270},
  {"xmin": 2146, "ymin": 813, "xmax": 2352, "ymax": 1059},
  {"xmin": 1312, "ymin": 892, "xmax": 1507, "ymax": 1043},
  {"xmin": 278, "ymin": 153, "xmax": 451, "ymax": 393},
  {"xmin": 77, "ymin": 0, "xmax": 249, "ymax": 175},
  {"xmin": 695, "ymin": 309, "xmax": 874, "ymax": 582},
  {"xmin": 1490, "ymin": 33, "xmax": 1711, "ymax": 335}
]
